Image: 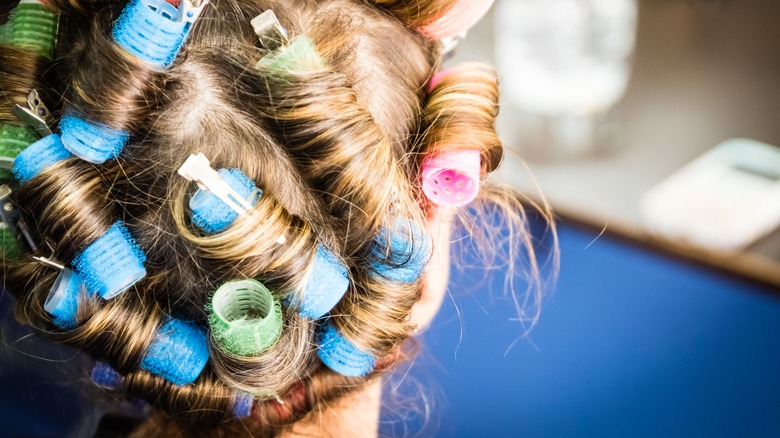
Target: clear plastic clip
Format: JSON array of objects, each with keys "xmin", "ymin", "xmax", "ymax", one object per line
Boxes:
[
  {"xmin": 178, "ymin": 153, "xmax": 253, "ymax": 215},
  {"xmin": 180, "ymin": 0, "xmax": 209, "ymax": 23},
  {"xmin": 12, "ymin": 90, "xmax": 52, "ymax": 137},
  {"xmin": 251, "ymin": 10, "xmax": 288, "ymax": 51}
]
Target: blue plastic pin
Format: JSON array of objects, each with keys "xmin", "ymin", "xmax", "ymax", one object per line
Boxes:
[
  {"xmin": 91, "ymin": 361, "xmax": 123, "ymax": 390},
  {"xmin": 317, "ymin": 323, "xmax": 375, "ymax": 377},
  {"xmin": 72, "ymin": 221, "xmax": 147, "ymax": 300},
  {"xmin": 113, "ymin": 0, "xmax": 207, "ymax": 68},
  {"xmin": 371, "ymin": 218, "xmax": 432, "ymax": 283},
  {"xmin": 232, "ymin": 393, "xmax": 255, "ymax": 418},
  {"xmin": 139, "ymin": 317, "xmax": 209, "ymax": 386},
  {"xmin": 59, "ymin": 114, "xmax": 130, "ymax": 164},
  {"xmin": 296, "ymin": 245, "xmax": 350, "ymax": 319},
  {"xmin": 12, "ymin": 134, "xmax": 73, "ymax": 183},
  {"xmin": 44, "ymin": 268, "xmax": 84, "ymax": 329}
]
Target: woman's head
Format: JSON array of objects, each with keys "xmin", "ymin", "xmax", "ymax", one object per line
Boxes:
[{"xmin": 0, "ymin": 0, "xmax": 531, "ymax": 434}]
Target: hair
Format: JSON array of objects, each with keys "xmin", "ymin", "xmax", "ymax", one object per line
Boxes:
[{"xmin": 1, "ymin": 0, "xmax": 556, "ymax": 436}]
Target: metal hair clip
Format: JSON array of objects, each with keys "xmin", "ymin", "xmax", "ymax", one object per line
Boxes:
[
  {"xmin": 0, "ymin": 184, "xmax": 39, "ymax": 253},
  {"xmin": 180, "ymin": 0, "xmax": 209, "ymax": 24},
  {"xmin": 12, "ymin": 90, "xmax": 52, "ymax": 137},
  {"xmin": 178, "ymin": 153, "xmax": 254, "ymax": 215},
  {"xmin": 251, "ymin": 10, "xmax": 288, "ymax": 51}
]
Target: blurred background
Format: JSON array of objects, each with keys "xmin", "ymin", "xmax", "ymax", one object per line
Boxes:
[{"xmin": 385, "ymin": 0, "xmax": 780, "ymax": 436}]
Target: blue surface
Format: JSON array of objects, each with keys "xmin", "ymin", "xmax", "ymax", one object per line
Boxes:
[{"xmin": 397, "ymin": 219, "xmax": 780, "ymax": 437}]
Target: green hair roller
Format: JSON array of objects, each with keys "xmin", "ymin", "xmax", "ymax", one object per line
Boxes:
[
  {"xmin": 8, "ymin": 1, "xmax": 59, "ymax": 59},
  {"xmin": 208, "ymin": 279, "xmax": 284, "ymax": 357}
]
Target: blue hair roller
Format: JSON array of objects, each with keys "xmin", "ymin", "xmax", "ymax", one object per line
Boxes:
[
  {"xmin": 59, "ymin": 114, "xmax": 130, "ymax": 164},
  {"xmin": 140, "ymin": 317, "xmax": 209, "ymax": 386},
  {"xmin": 113, "ymin": 0, "xmax": 191, "ymax": 68},
  {"xmin": 190, "ymin": 168, "xmax": 262, "ymax": 234},
  {"xmin": 72, "ymin": 221, "xmax": 147, "ymax": 300},
  {"xmin": 232, "ymin": 393, "xmax": 255, "ymax": 418},
  {"xmin": 296, "ymin": 245, "xmax": 350, "ymax": 319},
  {"xmin": 43, "ymin": 268, "xmax": 84, "ymax": 329},
  {"xmin": 91, "ymin": 361, "xmax": 123, "ymax": 390},
  {"xmin": 12, "ymin": 134, "xmax": 73, "ymax": 183},
  {"xmin": 371, "ymin": 218, "xmax": 432, "ymax": 283},
  {"xmin": 317, "ymin": 323, "xmax": 375, "ymax": 377}
]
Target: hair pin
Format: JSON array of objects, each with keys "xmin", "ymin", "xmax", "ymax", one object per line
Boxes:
[
  {"xmin": 12, "ymin": 90, "xmax": 52, "ymax": 137},
  {"xmin": 179, "ymin": 153, "xmax": 254, "ymax": 215},
  {"xmin": 180, "ymin": 0, "xmax": 209, "ymax": 24},
  {"xmin": 251, "ymin": 10, "xmax": 289, "ymax": 51},
  {"xmin": 0, "ymin": 184, "xmax": 39, "ymax": 253}
]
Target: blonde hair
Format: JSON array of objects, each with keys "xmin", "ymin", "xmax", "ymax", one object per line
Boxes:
[{"xmin": 1, "ymin": 0, "xmax": 554, "ymax": 435}]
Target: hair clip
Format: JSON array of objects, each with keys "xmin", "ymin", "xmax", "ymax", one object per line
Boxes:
[
  {"xmin": 12, "ymin": 134, "xmax": 72, "ymax": 184},
  {"xmin": 317, "ymin": 323, "xmax": 375, "ymax": 377},
  {"xmin": 421, "ymin": 149, "xmax": 481, "ymax": 207},
  {"xmin": 8, "ymin": 0, "xmax": 59, "ymax": 59},
  {"xmin": 0, "ymin": 124, "xmax": 38, "ymax": 173},
  {"xmin": 44, "ymin": 268, "xmax": 87, "ymax": 329},
  {"xmin": 418, "ymin": 0, "xmax": 495, "ymax": 40},
  {"xmin": 112, "ymin": 0, "xmax": 208, "ymax": 69},
  {"xmin": 251, "ymin": 10, "xmax": 289, "ymax": 51},
  {"xmin": 71, "ymin": 221, "xmax": 147, "ymax": 300},
  {"xmin": 178, "ymin": 153, "xmax": 261, "ymax": 233},
  {"xmin": 371, "ymin": 218, "xmax": 432, "ymax": 283},
  {"xmin": 12, "ymin": 90, "xmax": 53, "ymax": 137},
  {"xmin": 139, "ymin": 317, "xmax": 209, "ymax": 386},
  {"xmin": 208, "ymin": 279, "xmax": 283, "ymax": 357},
  {"xmin": 91, "ymin": 361, "xmax": 124, "ymax": 390},
  {"xmin": 0, "ymin": 185, "xmax": 39, "ymax": 254},
  {"xmin": 255, "ymin": 35, "xmax": 325, "ymax": 72},
  {"xmin": 290, "ymin": 245, "xmax": 350, "ymax": 320},
  {"xmin": 58, "ymin": 114, "xmax": 129, "ymax": 164}
]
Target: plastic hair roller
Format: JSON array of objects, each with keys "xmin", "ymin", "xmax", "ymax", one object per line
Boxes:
[
  {"xmin": 422, "ymin": 149, "xmax": 481, "ymax": 207},
  {"xmin": 59, "ymin": 114, "xmax": 130, "ymax": 164},
  {"xmin": 179, "ymin": 154, "xmax": 262, "ymax": 234},
  {"xmin": 44, "ymin": 268, "xmax": 87, "ymax": 329},
  {"xmin": 8, "ymin": 0, "xmax": 59, "ymax": 59},
  {"xmin": 71, "ymin": 221, "xmax": 147, "ymax": 300},
  {"xmin": 371, "ymin": 218, "xmax": 432, "ymax": 283},
  {"xmin": 139, "ymin": 317, "xmax": 209, "ymax": 386},
  {"xmin": 112, "ymin": 0, "xmax": 208, "ymax": 68},
  {"xmin": 232, "ymin": 393, "xmax": 255, "ymax": 418},
  {"xmin": 296, "ymin": 245, "xmax": 350, "ymax": 319},
  {"xmin": 0, "ymin": 124, "xmax": 38, "ymax": 174},
  {"xmin": 418, "ymin": 0, "xmax": 495, "ymax": 40},
  {"xmin": 317, "ymin": 323, "xmax": 375, "ymax": 377},
  {"xmin": 12, "ymin": 134, "xmax": 73, "ymax": 183},
  {"xmin": 209, "ymin": 279, "xmax": 283, "ymax": 357},
  {"xmin": 91, "ymin": 361, "xmax": 124, "ymax": 390}
]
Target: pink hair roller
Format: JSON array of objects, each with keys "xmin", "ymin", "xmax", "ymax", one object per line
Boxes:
[
  {"xmin": 422, "ymin": 149, "xmax": 481, "ymax": 207},
  {"xmin": 418, "ymin": 0, "xmax": 495, "ymax": 40},
  {"xmin": 428, "ymin": 69, "xmax": 449, "ymax": 92}
]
